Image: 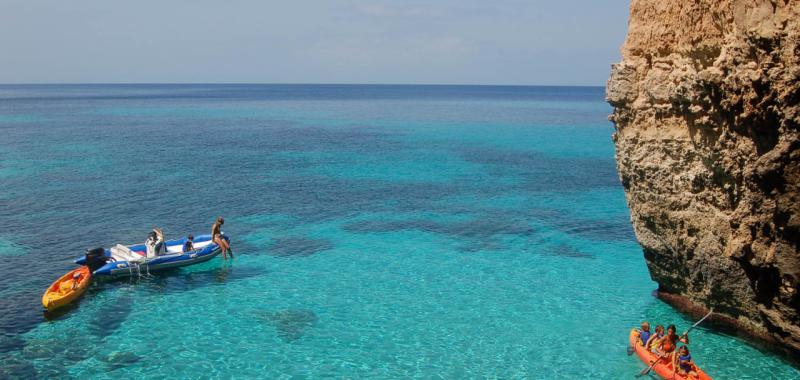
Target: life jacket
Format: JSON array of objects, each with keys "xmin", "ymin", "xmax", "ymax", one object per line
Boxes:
[
  {"xmin": 639, "ymin": 330, "xmax": 651, "ymax": 346},
  {"xmin": 679, "ymin": 354, "xmax": 693, "ymax": 371},
  {"xmin": 647, "ymin": 333, "xmax": 663, "ymax": 349}
]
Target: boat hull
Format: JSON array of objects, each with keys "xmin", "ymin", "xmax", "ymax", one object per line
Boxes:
[{"xmin": 42, "ymin": 266, "xmax": 91, "ymax": 311}]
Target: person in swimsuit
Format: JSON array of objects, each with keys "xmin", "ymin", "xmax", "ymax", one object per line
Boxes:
[
  {"xmin": 638, "ymin": 321, "xmax": 652, "ymax": 346},
  {"xmin": 212, "ymin": 217, "xmax": 233, "ymax": 259},
  {"xmin": 655, "ymin": 324, "xmax": 689, "ymax": 365},
  {"xmin": 645, "ymin": 324, "xmax": 664, "ymax": 352},
  {"xmin": 674, "ymin": 345, "xmax": 698, "ymax": 377}
]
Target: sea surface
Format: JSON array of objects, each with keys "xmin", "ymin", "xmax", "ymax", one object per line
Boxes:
[{"xmin": 0, "ymin": 84, "xmax": 797, "ymax": 379}]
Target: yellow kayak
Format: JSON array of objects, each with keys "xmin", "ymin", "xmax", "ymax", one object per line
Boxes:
[{"xmin": 42, "ymin": 266, "xmax": 91, "ymax": 311}]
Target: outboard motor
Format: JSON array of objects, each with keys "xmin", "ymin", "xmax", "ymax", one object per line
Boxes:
[{"xmin": 85, "ymin": 247, "xmax": 109, "ymax": 272}]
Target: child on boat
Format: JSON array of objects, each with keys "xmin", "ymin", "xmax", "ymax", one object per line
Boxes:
[
  {"xmin": 638, "ymin": 321, "xmax": 652, "ymax": 346},
  {"xmin": 183, "ymin": 234, "xmax": 194, "ymax": 252},
  {"xmin": 674, "ymin": 345, "xmax": 698, "ymax": 378},
  {"xmin": 645, "ymin": 324, "xmax": 664, "ymax": 352}
]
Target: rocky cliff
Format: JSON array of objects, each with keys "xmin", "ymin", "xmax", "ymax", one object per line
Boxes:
[{"xmin": 607, "ymin": 0, "xmax": 799, "ymax": 355}]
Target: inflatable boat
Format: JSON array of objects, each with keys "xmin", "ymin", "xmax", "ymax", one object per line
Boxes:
[
  {"xmin": 629, "ymin": 329, "xmax": 712, "ymax": 380},
  {"xmin": 75, "ymin": 234, "xmax": 228, "ymax": 278}
]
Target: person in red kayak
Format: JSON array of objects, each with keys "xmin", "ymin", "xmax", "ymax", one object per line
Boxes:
[
  {"xmin": 654, "ymin": 324, "xmax": 689, "ymax": 364},
  {"xmin": 637, "ymin": 321, "xmax": 652, "ymax": 346},
  {"xmin": 212, "ymin": 217, "xmax": 233, "ymax": 259},
  {"xmin": 645, "ymin": 324, "xmax": 664, "ymax": 352},
  {"xmin": 673, "ymin": 345, "xmax": 698, "ymax": 377}
]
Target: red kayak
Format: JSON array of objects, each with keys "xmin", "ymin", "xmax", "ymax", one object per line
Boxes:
[{"xmin": 629, "ymin": 329, "xmax": 712, "ymax": 380}]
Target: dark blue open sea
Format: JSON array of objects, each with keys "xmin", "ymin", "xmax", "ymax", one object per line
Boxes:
[{"xmin": 0, "ymin": 84, "xmax": 797, "ymax": 378}]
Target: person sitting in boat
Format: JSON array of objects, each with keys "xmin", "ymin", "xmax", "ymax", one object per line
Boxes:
[
  {"xmin": 212, "ymin": 217, "xmax": 233, "ymax": 259},
  {"xmin": 183, "ymin": 234, "xmax": 194, "ymax": 253},
  {"xmin": 637, "ymin": 321, "xmax": 651, "ymax": 346},
  {"xmin": 145, "ymin": 228, "xmax": 167, "ymax": 257},
  {"xmin": 674, "ymin": 345, "xmax": 698, "ymax": 377},
  {"xmin": 645, "ymin": 324, "xmax": 664, "ymax": 352},
  {"xmin": 69, "ymin": 271, "xmax": 83, "ymax": 290},
  {"xmin": 654, "ymin": 324, "xmax": 688, "ymax": 360}
]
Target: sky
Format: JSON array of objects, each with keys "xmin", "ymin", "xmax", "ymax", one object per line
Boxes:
[{"xmin": 0, "ymin": 0, "xmax": 630, "ymax": 85}]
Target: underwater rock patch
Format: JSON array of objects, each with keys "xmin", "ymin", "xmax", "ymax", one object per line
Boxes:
[
  {"xmin": 255, "ymin": 309, "xmax": 318, "ymax": 342},
  {"xmin": 550, "ymin": 243, "xmax": 593, "ymax": 259},
  {"xmin": 101, "ymin": 351, "xmax": 142, "ymax": 371}
]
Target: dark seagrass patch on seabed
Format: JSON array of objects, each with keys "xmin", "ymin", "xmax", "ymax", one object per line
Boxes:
[
  {"xmin": 267, "ymin": 236, "xmax": 334, "ymax": 257},
  {"xmin": 255, "ymin": 309, "xmax": 319, "ymax": 342},
  {"xmin": 0, "ymin": 334, "xmax": 25, "ymax": 354},
  {"xmin": 0, "ymin": 355, "xmax": 38, "ymax": 380},
  {"xmin": 549, "ymin": 243, "xmax": 593, "ymax": 259},
  {"xmin": 459, "ymin": 147, "xmax": 621, "ymax": 192},
  {"xmin": 545, "ymin": 214, "xmax": 635, "ymax": 242},
  {"xmin": 88, "ymin": 293, "xmax": 134, "ymax": 340},
  {"xmin": 519, "ymin": 208, "xmax": 635, "ymax": 242},
  {"xmin": 0, "ymin": 288, "xmax": 50, "ymax": 337}
]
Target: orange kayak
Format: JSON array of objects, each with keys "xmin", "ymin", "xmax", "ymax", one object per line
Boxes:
[
  {"xmin": 629, "ymin": 329, "xmax": 712, "ymax": 380},
  {"xmin": 42, "ymin": 266, "xmax": 91, "ymax": 311}
]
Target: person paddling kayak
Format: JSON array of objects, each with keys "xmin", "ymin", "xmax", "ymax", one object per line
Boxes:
[
  {"xmin": 655, "ymin": 324, "xmax": 689, "ymax": 358},
  {"xmin": 212, "ymin": 217, "xmax": 233, "ymax": 259}
]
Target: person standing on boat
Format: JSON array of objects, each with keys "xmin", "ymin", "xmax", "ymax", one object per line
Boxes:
[
  {"xmin": 212, "ymin": 217, "xmax": 233, "ymax": 259},
  {"xmin": 145, "ymin": 228, "xmax": 166, "ymax": 257}
]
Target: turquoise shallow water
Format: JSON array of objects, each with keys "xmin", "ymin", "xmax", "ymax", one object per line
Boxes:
[{"xmin": 0, "ymin": 84, "xmax": 797, "ymax": 379}]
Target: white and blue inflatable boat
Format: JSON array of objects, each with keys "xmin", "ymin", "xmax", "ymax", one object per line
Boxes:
[{"xmin": 75, "ymin": 234, "xmax": 228, "ymax": 278}]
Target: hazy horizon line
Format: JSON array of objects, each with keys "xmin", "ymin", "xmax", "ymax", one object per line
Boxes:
[{"xmin": 0, "ymin": 82, "xmax": 606, "ymax": 88}]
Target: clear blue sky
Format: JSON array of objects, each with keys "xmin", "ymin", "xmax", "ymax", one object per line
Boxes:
[{"xmin": 0, "ymin": 0, "xmax": 629, "ymax": 85}]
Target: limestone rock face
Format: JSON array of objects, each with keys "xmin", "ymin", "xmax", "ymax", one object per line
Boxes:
[{"xmin": 607, "ymin": 0, "xmax": 800, "ymax": 355}]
